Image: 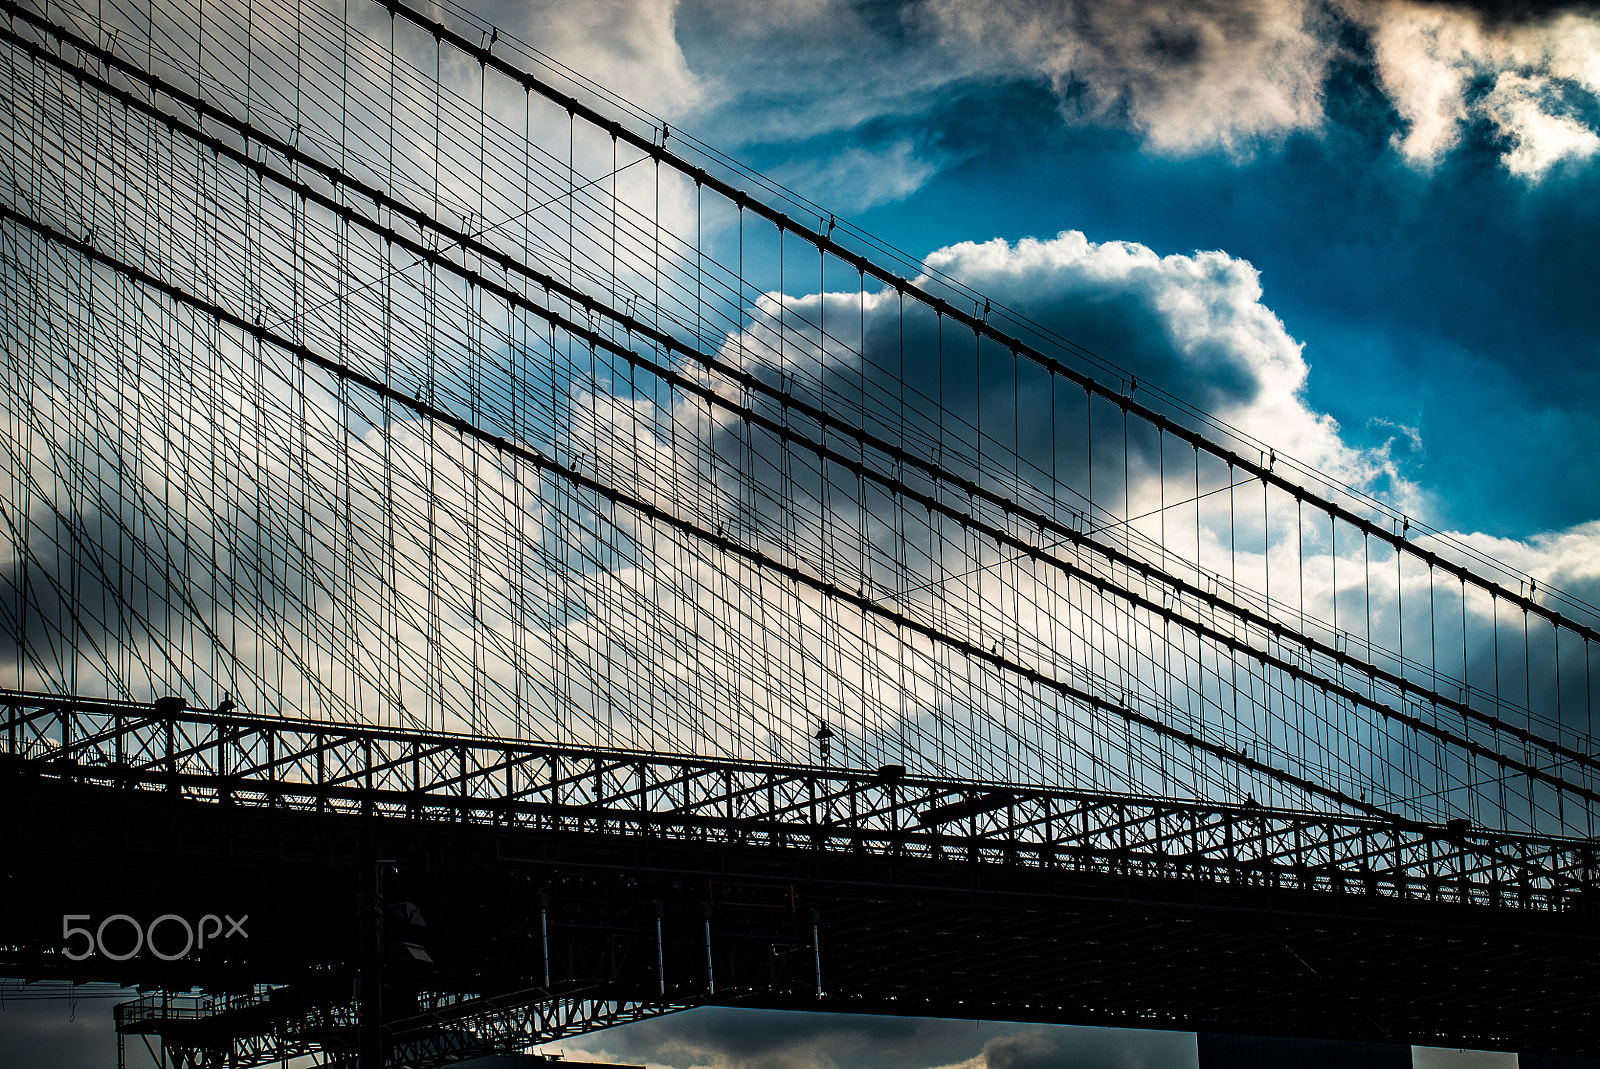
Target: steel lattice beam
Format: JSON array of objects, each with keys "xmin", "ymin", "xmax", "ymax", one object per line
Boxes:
[
  {"xmin": 117, "ymin": 981, "xmax": 688, "ymax": 1069},
  {"xmin": 6, "ymin": 691, "xmax": 1594, "ymax": 910}
]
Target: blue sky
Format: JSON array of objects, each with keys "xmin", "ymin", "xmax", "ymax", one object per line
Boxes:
[
  {"xmin": 481, "ymin": 0, "xmax": 1600, "ymax": 1063},
  {"xmin": 652, "ymin": 0, "xmax": 1600, "ymax": 543},
  {"xmin": 7, "ymin": 0, "xmax": 1596, "ymax": 1065},
  {"xmin": 440, "ymin": 0, "xmax": 1600, "ymax": 614}
]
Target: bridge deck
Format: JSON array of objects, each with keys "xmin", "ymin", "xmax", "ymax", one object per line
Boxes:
[{"xmin": 3, "ymin": 693, "xmax": 1596, "ymax": 1058}]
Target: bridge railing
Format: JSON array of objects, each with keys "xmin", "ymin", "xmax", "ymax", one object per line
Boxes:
[
  {"xmin": 115, "ymin": 988, "xmax": 288, "ymax": 1029},
  {"xmin": 113, "ymin": 977, "xmax": 687, "ymax": 1069},
  {"xmin": 6, "ymin": 691, "xmax": 1595, "ymax": 914}
]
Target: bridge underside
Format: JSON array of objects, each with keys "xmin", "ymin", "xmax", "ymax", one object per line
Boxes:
[{"xmin": 4, "ymin": 762, "xmax": 1594, "ymax": 1059}]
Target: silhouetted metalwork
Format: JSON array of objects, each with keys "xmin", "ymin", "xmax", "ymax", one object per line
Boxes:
[
  {"xmin": 3, "ymin": 692, "xmax": 1591, "ymax": 909},
  {"xmin": 115, "ymin": 984, "xmax": 681, "ymax": 1069},
  {"xmin": 2, "ymin": 0, "xmax": 1597, "ymax": 1062}
]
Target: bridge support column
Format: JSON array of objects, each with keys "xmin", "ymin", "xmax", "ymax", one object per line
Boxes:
[
  {"xmin": 358, "ymin": 860, "xmax": 393, "ymax": 1069},
  {"xmin": 1197, "ymin": 1033, "xmax": 1410, "ymax": 1068}
]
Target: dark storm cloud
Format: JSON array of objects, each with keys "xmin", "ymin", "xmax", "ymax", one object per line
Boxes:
[
  {"xmin": 1406, "ymin": 0, "xmax": 1600, "ymax": 25},
  {"xmin": 0, "ymin": 499, "xmax": 203, "ymax": 684},
  {"xmin": 0, "ymin": 997, "xmax": 122, "ymax": 1068},
  {"xmin": 973, "ymin": 1026, "xmax": 1195, "ymax": 1069},
  {"xmin": 556, "ymin": 1007, "xmax": 1002, "ymax": 1069}
]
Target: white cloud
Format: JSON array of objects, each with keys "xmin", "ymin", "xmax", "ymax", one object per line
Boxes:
[
  {"xmin": 922, "ymin": 0, "xmax": 1600, "ymax": 174},
  {"xmin": 915, "ymin": 230, "xmax": 1418, "ymax": 501},
  {"xmin": 1354, "ymin": 0, "xmax": 1481, "ymax": 165},
  {"xmin": 458, "ymin": 0, "xmax": 705, "ymax": 118},
  {"xmin": 1434, "ymin": 517, "xmax": 1600, "ymax": 605},
  {"xmin": 1480, "ymin": 70, "xmax": 1600, "ymax": 179},
  {"xmin": 769, "ymin": 139, "xmax": 948, "ymax": 213},
  {"xmin": 666, "ymin": 0, "xmax": 1600, "ymax": 183},
  {"xmin": 1347, "ymin": 0, "xmax": 1600, "ymax": 178},
  {"xmin": 926, "ymin": 0, "xmax": 1336, "ymax": 156}
]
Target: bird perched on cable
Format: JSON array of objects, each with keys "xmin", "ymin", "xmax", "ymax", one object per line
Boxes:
[{"xmin": 216, "ymin": 692, "xmax": 237, "ymax": 715}]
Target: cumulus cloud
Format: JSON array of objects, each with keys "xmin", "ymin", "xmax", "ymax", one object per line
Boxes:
[
  {"xmin": 684, "ymin": 229, "xmax": 1482, "ymax": 811},
  {"xmin": 1434, "ymin": 517, "xmax": 1600, "ymax": 607},
  {"xmin": 910, "ymin": 230, "xmax": 1416, "ymax": 500},
  {"xmin": 926, "ymin": 0, "xmax": 1337, "ymax": 156},
  {"xmin": 664, "ymin": 0, "xmax": 1600, "ymax": 183},
  {"xmin": 1347, "ymin": 0, "xmax": 1600, "ymax": 178}
]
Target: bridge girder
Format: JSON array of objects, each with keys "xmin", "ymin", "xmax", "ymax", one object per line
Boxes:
[{"xmin": 3, "ymin": 693, "xmax": 1597, "ymax": 1058}]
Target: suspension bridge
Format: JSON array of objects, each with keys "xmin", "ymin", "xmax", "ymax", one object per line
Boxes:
[{"xmin": 0, "ymin": 0, "xmax": 1596, "ymax": 1065}]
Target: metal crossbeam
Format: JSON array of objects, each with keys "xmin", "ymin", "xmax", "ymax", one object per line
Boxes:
[
  {"xmin": 5, "ymin": 0, "xmax": 1598, "ymax": 836},
  {"xmin": 116, "ymin": 981, "xmax": 685, "ymax": 1069},
  {"xmin": 6, "ymin": 691, "xmax": 1593, "ymax": 910},
  {"xmin": 4, "ymin": 0, "xmax": 1598, "ymax": 1052},
  {"xmin": 373, "ymin": 989, "xmax": 691, "ymax": 1069},
  {"xmin": 117, "ymin": 990, "xmax": 354, "ymax": 1069}
]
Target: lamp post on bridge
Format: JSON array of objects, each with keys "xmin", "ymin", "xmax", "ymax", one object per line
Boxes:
[{"xmin": 814, "ymin": 722, "xmax": 834, "ymax": 766}]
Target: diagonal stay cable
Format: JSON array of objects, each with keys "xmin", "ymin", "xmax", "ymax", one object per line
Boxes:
[
  {"xmin": 879, "ymin": 477, "xmax": 1257, "ymax": 609},
  {"xmin": 260, "ymin": 154, "xmax": 649, "ymax": 336},
  {"xmin": 3, "ymin": 201, "xmax": 1441, "ymax": 827},
  {"xmin": 6, "ymin": 60, "xmax": 1596, "ymax": 810},
  {"xmin": 371, "ymin": 0, "xmax": 1600, "ymax": 649},
  {"xmin": 0, "ymin": 215, "xmax": 281, "ymax": 704},
  {"xmin": 7, "ymin": 11, "xmax": 1591, "ymax": 792},
  {"xmin": 19, "ymin": 0, "xmax": 1578, "ymax": 648}
]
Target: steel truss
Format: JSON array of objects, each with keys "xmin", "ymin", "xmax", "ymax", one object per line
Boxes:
[
  {"xmin": 6, "ymin": 691, "xmax": 1595, "ymax": 913},
  {"xmin": 115, "ymin": 981, "xmax": 687, "ymax": 1068},
  {"xmin": 372, "ymin": 988, "xmax": 688, "ymax": 1069},
  {"xmin": 116, "ymin": 988, "xmax": 351, "ymax": 1069},
  {"xmin": 3, "ymin": 0, "xmax": 1597, "ymax": 1054},
  {"xmin": 4, "ymin": 0, "xmax": 1599, "ymax": 836}
]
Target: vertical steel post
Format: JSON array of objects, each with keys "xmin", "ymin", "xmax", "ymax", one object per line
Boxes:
[
  {"xmin": 703, "ymin": 906, "xmax": 715, "ymax": 995},
  {"xmin": 654, "ymin": 900, "xmax": 666, "ymax": 995},
  {"xmin": 810, "ymin": 909, "xmax": 823, "ymax": 998},
  {"xmin": 540, "ymin": 892, "xmax": 551, "ymax": 990},
  {"xmin": 358, "ymin": 860, "xmax": 392, "ymax": 1069}
]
